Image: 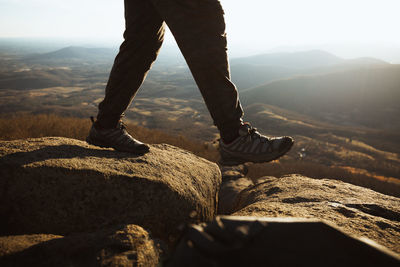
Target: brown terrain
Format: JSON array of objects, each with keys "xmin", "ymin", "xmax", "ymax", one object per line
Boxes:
[
  {"xmin": 1, "ymin": 48, "xmax": 399, "ymax": 195},
  {"xmin": 0, "ymin": 44, "xmax": 399, "ymax": 265}
]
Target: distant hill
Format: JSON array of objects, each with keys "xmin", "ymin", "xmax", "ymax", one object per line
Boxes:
[
  {"xmin": 25, "ymin": 46, "xmax": 117, "ymax": 63},
  {"xmin": 240, "ymin": 65, "xmax": 400, "ymax": 130},
  {"xmin": 231, "ymin": 64, "xmax": 296, "ymax": 91},
  {"xmin": 231, "ymin": 50, "xmax": 343, "ymax": 69},
  {"xmin": 230, "ymin": 50, "xmax": 388, "ymax": 90},
  {"xmin": 0, "ymin": 68, "xmax": 74, "ymax": 90},
  {"xmin": 340, "ymin": 57, "xmax": 388, "ymax": 66},
  {"xmin": 0, "ymin": 46, "xmax": 116, "ymax": 90}
]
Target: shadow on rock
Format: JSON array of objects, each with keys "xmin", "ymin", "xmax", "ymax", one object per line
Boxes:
[{"xmin": 0, "ymin": 224, "xmax": 160, "ymax": 267}]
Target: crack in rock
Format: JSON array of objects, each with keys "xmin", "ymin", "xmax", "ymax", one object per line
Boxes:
[
  {"xmin": 344, "ymin": 204, "xmax": 400, "ymax": 222},
  {"xmin": 282, "ymin": 197, "xmax": 320, "ymax": 204}
]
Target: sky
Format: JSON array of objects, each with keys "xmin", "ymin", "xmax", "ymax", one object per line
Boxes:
[{"xmin": 0, "ymin": 0, "xmax": 399, "ymax": 59}]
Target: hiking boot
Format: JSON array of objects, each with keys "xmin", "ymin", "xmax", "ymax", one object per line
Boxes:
[
  {"xmin": 219, "ymin": 123, "xmax": 293, "ymax": 165},
  {"xmin": 86, "ymin": 117, "xmax": 150, "ymax": 154}
]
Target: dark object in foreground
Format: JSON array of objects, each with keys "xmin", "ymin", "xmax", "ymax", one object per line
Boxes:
[{"xmin": 167, "ymin": 216, "xmax": 400, "ymax": 267}]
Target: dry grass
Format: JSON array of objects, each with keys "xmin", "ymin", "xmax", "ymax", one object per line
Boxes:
[
  {"xmin": 0, "ymin": 113, "xmax": 89, "ymax": 141},
  {"xmin": 0, "ymin": 113, "xmax": 219, "ymax": 162},
  {"xmin": 0, "ymin": 113, "xmax": 398, "ymax": 197},
  {"xmin": 247, "ymin": 161, "xmax": 400, "ymax": 197}
]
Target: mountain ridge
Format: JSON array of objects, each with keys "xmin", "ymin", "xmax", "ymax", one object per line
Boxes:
[
  {"xmin": 240, "ymin": 65, "xmax": 400, "ymax": 130},
  {"xmin": 25, "ymin": 46, "xmax": 117, "ymax": 62},
  {"xmin": 230, "ymin": 49, "xmax": 389, "ymax": 90}
]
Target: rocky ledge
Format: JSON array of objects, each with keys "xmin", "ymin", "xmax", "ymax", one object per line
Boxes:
[
  {"xmin": 0, "ymin": 137, "xmax": 221, "ymax": 244},
  {"xmin": 1, "ymin": 137, "xmax": 399, "ymax": 266},
  {"xmin": 219, "ymin": 167, "xmax": 400, "ymax": 254}
]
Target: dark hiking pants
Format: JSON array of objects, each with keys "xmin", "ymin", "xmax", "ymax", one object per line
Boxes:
[{"xmin": 97, "ymin": 0, "xmax": 244, "ymax": 140}]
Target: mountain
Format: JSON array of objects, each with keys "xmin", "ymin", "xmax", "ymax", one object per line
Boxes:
[
  {"xmin": 231, "ymin": 64, "xmax": 297, "ymax": 91},
  {"xmin": 240, "ymin": 65, "xmax": 400, "ymax": 130},
  {"xmin": 230, "ymin": 50, "xmax": 388, "ymax": 90},
  {"xmin": 0, "ymin": 68, "xmax": 75, "ymax": 90},
  {"xmin": 0, "ymin": 46, "xmax": 116, "ymax": 90},
  {"xmin": 231, "ymin": 50, "xmax": 343, "ymax": 69},
  {"xmin": 25, "ymin": 46, "xmax": 117, "ymax": 63}
]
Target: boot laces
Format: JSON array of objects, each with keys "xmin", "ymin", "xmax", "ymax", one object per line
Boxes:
[{"xmin": 245, "ymin": 125, "xmax": 268, "ymax": 144}]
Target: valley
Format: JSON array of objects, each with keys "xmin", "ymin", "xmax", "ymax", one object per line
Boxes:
[{"xmin": 0, "ymin": 44, "xmax": 399, "ymax": 195}]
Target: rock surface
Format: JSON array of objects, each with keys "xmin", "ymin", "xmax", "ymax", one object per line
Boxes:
[
  {"xmin": 0, "ymin": 224, "xmax": 159, "ymax": 267},
  {"xmin": 228, "ymin": 175, "xmax": 400, "ymax": 254},
  {"xmin": 218, "ymin": 165, "xmax": 253, "ymax": 214},
  {"xmin": 0, "ymin": 137, "xmax": 221, "ymax": 243},
  {"xmin": 0, "ymin": 234, "xmax": 62, "ymax": 258}
]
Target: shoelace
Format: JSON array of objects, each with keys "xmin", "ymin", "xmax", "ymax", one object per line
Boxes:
[
  {"xmin": 116, "ymin": 121, "xmax": 140, "ymax": 146},
  {"xmin": 244, "ymin": 126, "xmax": 268, "ymax": 144},
  {"xmin": 117, "ymin": 121, "xmax": 127, "ymax": 130}
]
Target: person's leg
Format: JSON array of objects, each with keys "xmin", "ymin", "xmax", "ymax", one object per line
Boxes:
[
  {"xmin": 97, "ymin": 0, "xmax": 166, "ymax": 128},
  {"xmin": 148, "ymin": 0, "xmax": 293, "ymax": 164},
  {"xmin": 148, "ymin": 0, "xmax": 243, "ymax": 142},
  {"xmin": 87, "ymin": 0, "xmax": 165, "ymax": 154}
]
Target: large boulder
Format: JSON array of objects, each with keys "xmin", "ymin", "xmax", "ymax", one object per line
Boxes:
[
  {"xmin": 0, "ymin": 224, "xmax": 159, "ymax": 267},
  {"xmin": 0, "ymin": 137, "xmax": 221, "ymax": 243},
  {"xmin": 231, "ymin": 175, "xmax": 400, "ymax": 254}
]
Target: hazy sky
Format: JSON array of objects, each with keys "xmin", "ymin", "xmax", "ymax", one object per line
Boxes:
[{"xmin": 0, "ymin": 0, "xmax": 399, "ymax": 57}]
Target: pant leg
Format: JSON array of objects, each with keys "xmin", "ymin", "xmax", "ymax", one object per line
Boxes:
[
  {"xmin": 97, "ymin": 0, "xmax": 165, "ymax": 128},
  {"xmin": 149, "ymin": 0, "xmax": 243, "ymax": 139}
]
